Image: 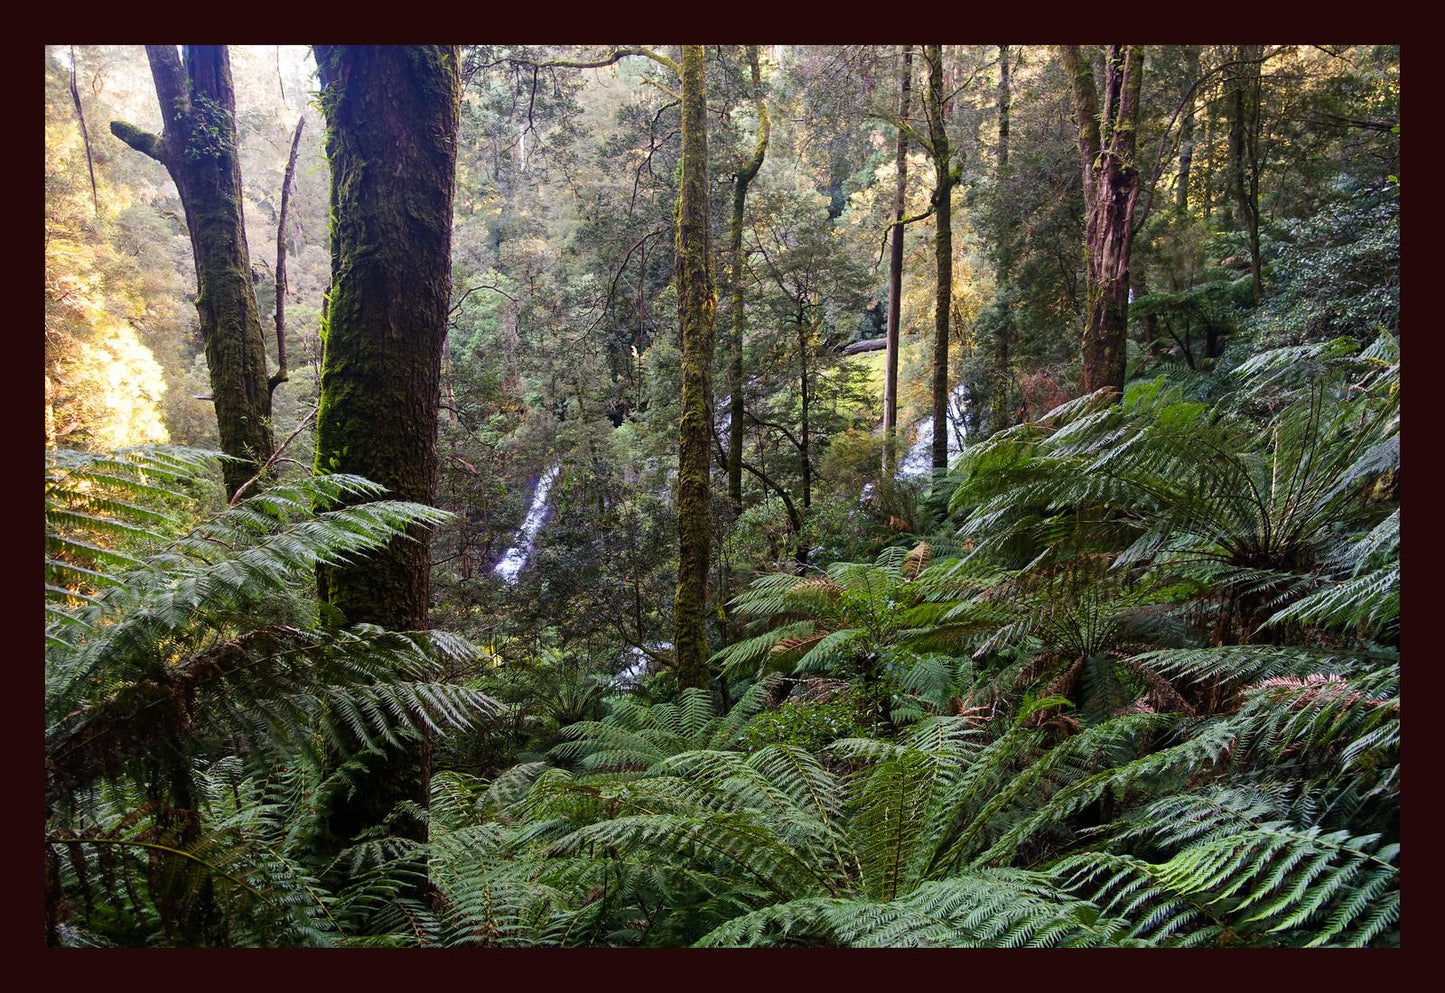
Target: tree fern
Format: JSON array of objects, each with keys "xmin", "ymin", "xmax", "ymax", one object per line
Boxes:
[{"xmin": 45, "ymin": 450, "xmax": 497, "ymax": 945}]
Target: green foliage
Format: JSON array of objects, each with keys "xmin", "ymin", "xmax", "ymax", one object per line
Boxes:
[
  {"xmin": 44, "ymin": 44, "xmax": 1401, "ymax": 948},
  {"xmin": 739, "ymin": 684, "xmax": 873, "ymax": 751},
  {"xmin": 45, "ymin": 449, "xmax": 496, "ymax": 946}
]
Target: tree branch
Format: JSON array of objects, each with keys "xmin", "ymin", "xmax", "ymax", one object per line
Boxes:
[
  {"xmin": 108, "ymin": 120, "xmax": 164, "ymax": 162},
  {"xmin": 876, "ymin": 202, "xmax": 937, "ymax": 265},
  {"xmin": 228, "ymin": 406, "xmax": 316, "ymax": 507},
  {"xmin": 511, "ymin": 46, "xmax": 680, "ymax": 77}
]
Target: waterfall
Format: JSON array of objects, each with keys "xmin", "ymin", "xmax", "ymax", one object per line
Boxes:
[
  {"xmin": 493, "ymin": 463, "xmax": 560, "ymax": 583},
  {"xmin": 897, "ymin": 384, "xmax": 969, "ymax": 479},
  {"xmin": 611, "ymin": 642, "xmax": 671, "ymax": 688}
]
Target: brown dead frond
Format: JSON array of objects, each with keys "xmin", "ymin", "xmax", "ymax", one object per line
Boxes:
[
  {"xmin": 902, "ymin": 541, "xmax": 932, "ymax": 580},
  {"xmin": 791, "ymin": 578, "xmax": 844, "ymax": 599},
  {"xmin": 770, "ymin": 633, "xmax": 829, "ymax": 657}
]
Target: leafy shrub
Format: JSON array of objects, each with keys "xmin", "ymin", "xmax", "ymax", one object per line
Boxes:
[{"xmin": 740, "ymin": 684, "xmax": 873, "ymax": 752}]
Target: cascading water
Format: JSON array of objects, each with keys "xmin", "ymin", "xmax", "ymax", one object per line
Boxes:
[
  {"xmin": 897, "ymin": 383, "xmax": 969, "ymax": 479},
  {"xmin": 493, "ymin": 463, "xmax": 560, "ymax": 583},
  {"xmin": 611, "ymin": 642, "xmax": 670, "ymax": 688}
]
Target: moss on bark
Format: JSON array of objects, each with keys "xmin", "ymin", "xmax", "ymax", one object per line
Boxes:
[
  {"xmin": 310, "ymin": 45, "xmax": 462, "ymax": 882},
  {"xmin": 110, "ymin": 46, "xmax": 275, "ymax": 498},
  {"xmin": 673, "ymin": 46, "xmax": 717, "ymax": 690}
]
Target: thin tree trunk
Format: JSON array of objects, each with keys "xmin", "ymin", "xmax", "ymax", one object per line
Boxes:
[
  {"xmin": 672, "ymin": 46, "xmax": 717, "ymax": 690},
  {"xmin": 728, "ymin": 45, "xmax": 769, "ymax": 513},
  {"xmin": 310, "ymin": 44, "xmax": 461, "ymax": 891},
  {"xmin": 1202, "ymin": 73, "xmax": 1216, "ymax": 221},
  {"xmin": 1228, "ymin": 45, "xmax": 1248, "ymax": 230},
  {"xmin": 798, "ymin": 298, "xmax": 811, "ymax": 511},
  {"xmin": 269, "ymin": 115, "xmax": 304, "ymax": 395},
  {"xmin": 111, "ymin": 46, "xmax": 275, "ymax": 498},
  {"xmin": 883, "ymin": 45, "xmax": 912, "ymax": 476},
  {"xmin": 1239, "ymin": 45, "xmax": 1266, "ymax": 306},
  {"xmin": 68, "ymin": 46, "xmax": 99, "ymax": 215},
  {"xmin": 992, "ymin": 43, "xmax": 1013, "ymax": 433},
  {"xmin": 1176, "ymin": 45, "xmax": 1200, "ymax": 213},
  {"xmin": 923, "ymin": 45, "xmax": 954, "ymax": 472}
]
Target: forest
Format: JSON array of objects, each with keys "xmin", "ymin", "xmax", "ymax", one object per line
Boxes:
[{"xmin": 44, "ymin": 44, "xmax": 1399, "ymax": 948}]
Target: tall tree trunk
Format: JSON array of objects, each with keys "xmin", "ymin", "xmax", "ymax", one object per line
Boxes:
[
  {"xmin": 798, "ymin": 298, "xmax": 811, "ymax": 511},
  {"xmin": 923, "ymin": 45, "xmax": 955, "ymax": 473},
  {"xmin": 111, "ymin": 45, "xmax": 275, "ymax": 498},
  {"xmin": 728, "ymin": 45, "xmax": 769, "ymax": 513},
  {"xmin": 1202, "ymin": 76, "xmax": 1216, "ymax": 221},
  {"xmin": 672, "ymin": 46, "xmax": 717, "ymax": 690},
  {"xmin": 1062, "ymin": 45, "xmax": 1144, "ymax": 397},
  {"xmin": 68, "ymin": 46, "xmax": 99, "ymax": 215},
  {"xmin": 992, "ymin": 43, "xmax": 1014, "ymax": 434},
  {"xmin": 1176, "ymin": 45, "xmax": 1200, "ymax": 213},
  {"xmin": 310, "ymin": 44, "xmax": 461, "ymax": 888},
  {"xmin": 883, "ymin": 45, "xmax": 912, "ymax": 477},
  {"xmin": 1228, "ymin": 45, "xmax": 1248, "ymax": 230},
  {"xmin": 1233, "ymin": 45, "xmax": 1266, "ymax": 307},
  {"xmin": 269, "ymin": 115, "xmax": 304, "ymax": 395}
]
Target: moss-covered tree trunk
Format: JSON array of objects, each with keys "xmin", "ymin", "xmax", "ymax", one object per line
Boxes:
[
  {"xmin": 727, "ymin": 45, "xmax": 769, "ymax": 515},
  {"xmin": 673, "ymin": 45, "xmax": 717, "ymax": 690},
  {"xmin": 923, "ymin": 45, "xmax": 955, "ymax": 473},
  {"xmin": 1229, "ymin": 45, "xmax": 1266, "ymax": 307},
  {"xmin": 1062, "ymin": 45, "xmax": 1144, "ymax": 397},
  {"xmin": 883, "ymin": 45, "xmax": 911, "ymax": 477},
  {"xmin": 110, "ymin": 46, "xmax": 274, "ymax": 498},
  {"xmin": 310, "ymin": 44, "xmax": 461, "ymax": 881}
]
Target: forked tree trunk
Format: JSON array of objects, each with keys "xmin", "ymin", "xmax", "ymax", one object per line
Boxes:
[
  {"xmin": 672, "ymin": 45, "xmax": 717, "ymax": 690},
  {"xmin": 111, "ymin": 45, "xmax": 275, "ymax": 498},
  {"xmin": 310, "ymin": 44, "xmax": 461, "ymax": 886}
]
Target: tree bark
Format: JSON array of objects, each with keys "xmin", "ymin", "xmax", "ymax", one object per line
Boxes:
[
  {"xmin": 672, "ymin": 46, "xmax": 717, "ymax": 690},
  {"xmin": 68, "ymin": 46, "xmax": 99, "ymax": 215},
  {"xmin": 1176, "ymin": 46, "xmax": 1200, "ymax": 213},
  {"xmin": 727, "ymin": 46, "xmax": 769, "ymax": 514},
  {"xmin": 923, "ymin": 45, "xmax": 955, "ymax": 472},
  {"xmin": 1230, "ymin": 45, "xmax": 1266, "ymax": 307},
  {"xmin": 883, "ymin": 45, "xmax": 912, "ymax": 477},
  {"xmin": 797, "ymin": 298, "xmax": 811, "ymax": 512},
  {"xmin": 269, "ymin": 116, "xmax": 304, "ymax": 395},
  {"xmin": 991, "ymin": 43, "xmax": 1014, "ymax": 434},
  {"xmin": 310, "ymin": 44, "xmax": 461, "ymax": 883},
  {"xmin": 111, "ymin": 46, "xmax": 275, "ymax": 498},
  {"xmin": 1062, "ymin": 45, "xmax": 1144, "ymax": 397}
]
